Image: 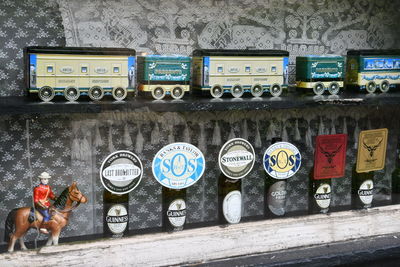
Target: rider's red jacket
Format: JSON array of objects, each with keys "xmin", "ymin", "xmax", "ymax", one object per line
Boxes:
[{"xmin": 33, "ymin": 184, "xmax": 56, "ymax": 208}]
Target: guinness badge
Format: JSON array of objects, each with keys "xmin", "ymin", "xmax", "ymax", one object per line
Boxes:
[
  {"xmin": 356, "ymin": 128, "xmax": 388, "ymax": 173},
  {"xmin": 106, "ymin": 204, "xmax": 128, "ymax": 235},
  {"xmin": 100, "ymin": 150, "xmax": 143, "ymax": 194},
  {"xmin": 219, "ymin": 138, "xmax": 255, "ymax": 179},
  {"xmin": 263, "ymin": 142, "xmax": 301, "ymax": 179},
  {"xmin": 167, "ymin": 199, "xmax": 187, "ymax": 228},
  {"xmin": 314, "ymin": 134, "xmax": 347, "ymax": 179},
  {"xmin": 314, "ymin": 183, "xmax": 331, "ymax": 209}
]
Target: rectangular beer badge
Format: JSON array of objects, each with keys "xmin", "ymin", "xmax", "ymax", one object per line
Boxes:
[
  {"xmin": 314, "ymin": 134, "xmax": 348, "ymax": 179},
  {"xmin": 356, "ymin": 128, "xmax": 388, "ymax": 173}
]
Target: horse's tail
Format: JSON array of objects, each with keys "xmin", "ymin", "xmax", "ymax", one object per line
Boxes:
[{"xmin": 4, "ymin": 208, "xmax": 17, "ymax": 243}]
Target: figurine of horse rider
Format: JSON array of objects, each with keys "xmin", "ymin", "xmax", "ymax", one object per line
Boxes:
[{"xmin": 33, "ymin": 172, "xmax": 57, "ymax": 234}]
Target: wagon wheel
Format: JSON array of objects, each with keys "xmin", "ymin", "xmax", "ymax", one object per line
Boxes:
[
  {"xmin": 251, "ymin": 84, "xmax": 263, "ymax": 97},
  {"xmin": 366, "ymin": 81, "xmax": 377, "ymax": 94},
  {"xmin": 210, "ymin": 85, "xmax": 223, "ymax": 98},
  {"xmin": 313, "ymin": 82, "xmax": 325, "ymax": 95},
  {"xmin": 88, "ymin": 86, "xmax": 104, "ymax": 101},
  {"xmin": 112, "ymin": 87, "xmax": 127, "ymax": 101},
  {"xmin": 171, "ymin": 86, "xmax": 184, "ymax": 99},
  {"xmin": 380, "ymin": 80, "xmax": 390, "ymax": 93},
  {"xmin": 38, "ymin": 86, "xmax": 55, "ymax": 102},
  {"xmin": 270, "ymin": 84, "xmax": 282, "ymax": 97},
  {"xmin": 328, "ymin": 82, "xmax": 340, "ymax": 95},
  {"xmin": 231, "ymin": 84, "xmax": 244, "ymax": 98},
  {"xmin": 151, "ymin": 87, "xmax": 165, "ymax": 100},
  {"xmin": 64, "ymin": 87, "xmax": 80, "ymax": 102}
]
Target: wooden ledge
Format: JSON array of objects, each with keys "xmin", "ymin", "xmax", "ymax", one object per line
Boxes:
[{"xmin": 1, "ymin": 205, "xmax": 400, "ymax": 266}]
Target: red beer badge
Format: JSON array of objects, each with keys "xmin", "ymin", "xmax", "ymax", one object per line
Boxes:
[{"xmin": 314, "ymin": 134, "xmax": 348, "ymax": 180}]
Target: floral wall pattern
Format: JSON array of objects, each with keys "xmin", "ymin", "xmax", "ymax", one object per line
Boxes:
[
  {"xmin": 0, "ymin": 107, "xmax": 398, "ymax": 247},
  {"xmin": 59, "ymin": 0, "xmax": 400, "ymax": 83}
]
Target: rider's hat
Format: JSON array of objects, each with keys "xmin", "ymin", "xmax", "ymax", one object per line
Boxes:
[{"xmin": 38, "ymin": 172, "xmax": 51, "ymax": 179}]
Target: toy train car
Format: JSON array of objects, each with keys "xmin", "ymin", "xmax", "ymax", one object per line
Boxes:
[
  {"xmin": 192, "ymin": 49, "xmax": 289, "ymax": 97},
  {"xmin": 296, "ymin": 55, "xmax": 344, "ymax": 95},
  {"xmin": 137, "ymin": 55, "xmax": 191, "ymax": 100},
  {"xmin": 24, "ymin": 47, "xmax": 400, "ymax": 102},
  {"xmin": 346, "ymin": 49, "xmax": 400, "ymax": 93},
  {"xmin": 25, "ymin": 47, "xmax": 136, "ymax": 102}
]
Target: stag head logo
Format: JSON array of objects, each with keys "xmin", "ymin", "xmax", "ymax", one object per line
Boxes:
[
  {"xmin": 319, "ymin": 144, "xmax": 342, "ymax": 164},
  {"xmin": 367, "ymin": 182, "xmax": 372, "ymax": 189},
  {"xmin": 363, "ymin": 139, "xmax": 382, "ymax": 158},
  {"xmin": 323, "ymin": 186, "xmax": 328, "ymax": 193},
  {"xmin": 176, "ymin": 203, "xmax": 182, "ymax": 210}
]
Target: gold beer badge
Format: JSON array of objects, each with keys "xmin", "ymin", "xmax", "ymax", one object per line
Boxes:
[{"xmin": 356, "ymin": 128, "xmax": 388, "ymax": 173}]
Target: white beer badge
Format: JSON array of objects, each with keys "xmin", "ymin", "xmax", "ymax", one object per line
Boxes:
[
  {"xmin": 223, "ymin": 190, "xmax": 242, "ymax": 224},
  {"xmin": 100, "ymin": 150, "xmax": 143, "ymax": 194},
  {"xmin": 314, "ymin": 183, "xmax": 331, "ymax": 209},
  {"xmin": 358, "ymin": 180, "xmax": 374, "ymax": 205},
  {"xmin": 106, "ymin": 204, "xmax": 128, "ymax": 235},
  {"xmin": 263, "ymin": 142, "xmax": 301, "ymax": 179},
  {"xmin": 152, "ymin": 143, "xmax": 205, "ymax": 189},
  {"xmin": 219, "ymin": 138, "xmax": 255, "ymax": 179},
  {"xmin": 167, "ymin": 199, "xmax": 186, "ymax": 227}
]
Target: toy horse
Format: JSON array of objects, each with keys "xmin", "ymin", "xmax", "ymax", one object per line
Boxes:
[{"xmin": 4, "ymin": 182, "xmax": 87, "ymax": 252}]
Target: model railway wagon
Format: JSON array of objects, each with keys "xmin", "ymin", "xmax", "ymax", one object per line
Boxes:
[
  {"xmin": 25, "ymin": 47, "xmax": 136, "ymax": 102},
  {"xmin": 296, "ymin": 55, "xmax": 344, "ymax": 95},
  {"xmin": 346, "ymin": 49, "xmax": 400, "ymax": 93},
  {"xmin": 192, "ymin": 49, "xmax": 289, "ymax": 98},
  {"xmin": 137, "ymin": 55, "xmax": 191, "ymax": 100}
]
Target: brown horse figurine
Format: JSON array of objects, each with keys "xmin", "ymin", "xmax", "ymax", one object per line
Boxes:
[{"xmin": 4, "ymin": 182, "xmax": 88, "ymax": 252}]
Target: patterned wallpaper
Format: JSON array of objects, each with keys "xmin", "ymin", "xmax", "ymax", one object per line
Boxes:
[
  {"xmin": 0, "ymin": 0, "xmax": 399, "ymax": 96},
  {"xmin": 0, "ymin": 0, "xmax": 65, "ymax": 97},
  {"xmin": 0, "ymin": 0, "xmax": 400, "ymax": 248},
  {"xmin": 58, "ymin": 0, "xmax": 400, "ymax": 83},
  {"xmin": 0, "ymin": 107, "xmax": 398, "ymax": 246}
]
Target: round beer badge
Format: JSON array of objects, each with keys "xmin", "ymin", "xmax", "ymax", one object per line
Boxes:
[
  {"xmin": 100, "ymin": 150, "xmax": 143, "ymax": 194},
  {"xmin": 263, "ymin": 142, "xmax": 301, "ymax": 179},
  {"xmin": 219, "ymin": 138, "xmax": 255, "ymax": 179},
  {"xmin": 152, "ymin": 143, "xmax": 205, "ymax": 189}
]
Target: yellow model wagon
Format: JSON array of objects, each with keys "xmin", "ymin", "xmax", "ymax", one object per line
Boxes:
[
  {"xmin": 192, "ymin": 49, "xmax": 289, "ymax": 98},
  {"xmin": 25, "ymin": 47, "xmax": 136, "ymax": 102}
]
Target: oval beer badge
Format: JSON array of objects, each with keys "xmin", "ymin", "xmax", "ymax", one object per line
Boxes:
[
  {"xmin": 314, "ymin": 183, "xmax": 331, "ymax": 209},
  {"xmin": 106, "ymin": 204, "xmax": 128, "ymax": 235},
  {"xmin": 219, "ymin": 138, "xmax": 255, "ymax": 179},
  {"xmin": 152, "ymin": 143, "xmax": 205, "ymax": 189},
  {"xmin": 167, "ymin": 199, "xmax": 186, "ymax": 228},
  {"xmin": 100, "ymin": 150, "xmax": 143, "ymax": 194},
  {"xmin": 223, "ymin": 190, "xmax": 242, "ymax": 224},
  {"xmin": 263, "ymin": 142, "xmax": 301, "ymax": 179}
]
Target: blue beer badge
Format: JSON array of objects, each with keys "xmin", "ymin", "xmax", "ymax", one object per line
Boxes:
[
  {"xmin": 152, "ymin": 143, "xmax": 206, "ymax": 189},
  {"xmin": 219, "ymin": 138, "xmax": 255, "ymax": 179},
  {"xmin": 100, "ymin": 150, "xmax": 143, "ymax": 194},
  {"xmin": 263, "ymin": 142, "xmax": 301, "ymax": 179}
]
